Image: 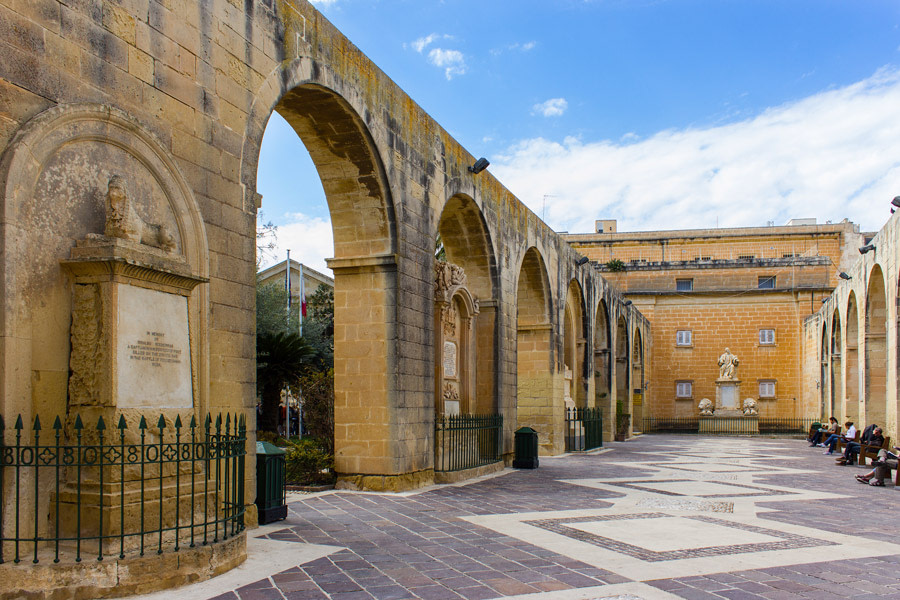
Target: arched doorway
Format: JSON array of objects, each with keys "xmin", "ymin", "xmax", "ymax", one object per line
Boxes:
[
  {"xmin": 436, "ymin": 195, "xmax": 498, "ymax": 415},
  {"xmin": 515, "ymin": 248, "xmax": 553, "ymax": 450},
  {"xmin": 563, "ymin": 280, "xmax": 587, "ymax": 409},
  {"xmin": 865, "ymin": 265, "xmax": 888, "ymax": 430},
  {"xmin": 830, "ymin": 310, "xmax": 842, "ymax": 420},
  {"xmin": 845, "ymin": 292, "xmax": 860, "ymax": 422}
]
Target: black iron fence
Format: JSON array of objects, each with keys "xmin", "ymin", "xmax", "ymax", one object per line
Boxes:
[
  {"xmin": 0, "ymin": 412, "xmax": 246, "ymax": 564},
  {"xmin": 434, "ymin": 414, "xmax": 502, "ymax": 472},
  {"xmin": 564, "ymin": 407, "xmax": 603, "ymax": 452},
  {"xmin": 641, "ymin": 416, "xmax": 817, "ymax": 436}
]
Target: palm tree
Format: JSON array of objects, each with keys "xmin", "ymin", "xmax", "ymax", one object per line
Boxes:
[{"xmin": 257, "ymin": 332, "xmax": 317, "ymax": 432}]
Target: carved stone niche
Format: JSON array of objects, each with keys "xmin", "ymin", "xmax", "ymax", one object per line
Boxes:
[
  {"xmin": 434, "ymin": 262, "xmax": 479, "ymax": 415},
  {"xmin": 61, "ymin": 235, "xmax": 207, "ymax": 423}
]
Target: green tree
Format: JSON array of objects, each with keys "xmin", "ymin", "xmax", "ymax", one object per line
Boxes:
[
  {"xmin": 257, "ymin": 282, "xmax": 300, "ymax": 337},
  {"xmin": 257, "ymin": 331, "xmax": 317, "ymax": 432}
]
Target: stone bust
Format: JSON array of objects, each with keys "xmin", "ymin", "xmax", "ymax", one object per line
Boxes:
[{"xmin": 717, "ymin": 347, "xmax": 739, "ymax": 380}]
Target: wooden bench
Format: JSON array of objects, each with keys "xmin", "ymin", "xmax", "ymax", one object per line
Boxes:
[
  {"xmin": 860, "ymin": 436, "xmax": 891, "ymax": 466},
  {"xmin": 834, "ymin": 430, "xmax": 859, "ymax": 453}
]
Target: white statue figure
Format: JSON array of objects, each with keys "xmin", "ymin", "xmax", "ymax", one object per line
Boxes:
[
  {"xmin": 104, "ymin": 175, "xmax": 176, "ymax": 252},
  {"xmin": 742, "ymin": 397, "xmax": 759, "ymax": 416},
  {"xmin": 698, "ymin": 398, "xmax": 714, "ymax": 416},
  {"xmin": 717, "ymin": 347, "xmax": 739, "ymax": 380}
]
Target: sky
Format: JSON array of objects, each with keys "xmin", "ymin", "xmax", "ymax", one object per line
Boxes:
[{"xmin": 256, "ymin": 0, "xmax": 900, "ymax": 274}]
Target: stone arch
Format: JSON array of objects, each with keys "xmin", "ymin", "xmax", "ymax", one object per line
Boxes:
[
  {"xmin": 845, "ymin": 291, "xmax": 860, "ymax": 422},
  {"xmin": 594, "ymin": 299, "xmax": 612, "ymax": 408},
  {"xmin": 820, "ymin": 321, "xmax": 829, "ymax": 418},
  {"xmin": 244, "ymin": 71, "xmax": 402, "ymax": 481},
  {"xmin": 563, "ymin": 279, "xmax": 587, "ymax": 409},
  {"xmin": 632, "ymin": 328, "xmax": 645, "ymax": 425},
  {"xmin": 0, "ymin": 104, "xmax": 210, "ymax": 421},
  {"xmin": 615, "ymin": 314, "xmax": 630, "ymax": 423},
  {"xmin": 437, "ymin": 194, "xmax": 499, "ymax": 413},
  {"xmin": 865, "ymin": 265, "xmax": 888, "ymax": 430},
  {"xmin": 515, "ymin": 248, "xmax": 553, "ymax": 440},
  {"xmin": 830, "ymin": 310, "xmax": 842, "ymax": 420}
]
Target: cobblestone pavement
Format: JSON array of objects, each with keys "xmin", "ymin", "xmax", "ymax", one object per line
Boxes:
[{"xmin": 136, "ymin": 435, "xmax": 900, "ymax": 600}]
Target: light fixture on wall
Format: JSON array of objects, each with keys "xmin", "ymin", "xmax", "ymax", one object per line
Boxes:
[
  {"xmin": 821, "ymin": 298, "xmax": 828, "ymax": 303},
  {"xmin": 468, "ymin": 157, "xmax": 490, "ymax": 174},
  {"xmin": 623, "ymin": 299, "xmax": 632, "ymax": 306},
  {"xmin": 839, "ymin": 272, "xmax": 852, "ymax": 280},
  {"xmin": 575, "ymin": 256, "xmax": 590, "ymax": 266},
  {"xmin": 859, "ymin": 244, "xmax": 875, "ymax": 254},
  {"xmin": 892, "ymin": 196, "xmax": 900, "ymax": 208}
]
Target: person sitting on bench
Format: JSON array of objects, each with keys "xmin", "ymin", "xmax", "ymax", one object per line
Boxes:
[
  {"xmin": 836, "ymin": 426, "xmax": 882, "ymax": 466},
  {"xmin": 810, "ymin": 417, "xmax": 838, "ymax": 447},
  {"xmin": 821, "ymin": 421, "xmax": 856, "ymax": 455},
  {"xmin": 856, "ymin": 447, "xmax": 899, "ymax": 487}
]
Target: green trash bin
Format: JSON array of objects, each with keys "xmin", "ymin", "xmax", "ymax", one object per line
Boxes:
[
  {"xmin": 513, "ymin": 426, "xmax": 539, "ymax": 469},
  {"xmin": 256, "ymin": 441, "xmax": 287, "ymax": 524}
]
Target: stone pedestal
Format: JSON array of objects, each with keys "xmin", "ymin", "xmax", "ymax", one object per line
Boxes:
[{"xmin": 715, "ymin": 378, "xmax": 742, "ymax": 416}]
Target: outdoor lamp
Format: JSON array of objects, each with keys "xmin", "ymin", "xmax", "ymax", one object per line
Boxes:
[
  {"xmin": 575, "ymin": 256, "xmax": 589, "ymax": 266},
  {"xmin": 892, "ymin": 196, "xmax": 900, "ymax": 208},
  {"xmin": 468, "ymin": 157, "xmax": 490, "ymax": 174},
  {"xmin": 624, "ymin": 299, "xmax": 633, "ymax": 306},
  {"xmin": 839, "ymin": 272, "xmax": 852, "ymax": 280},
  {"xmin": 859, "ymin": 244, "xmax": 875, "ymax": 254}
]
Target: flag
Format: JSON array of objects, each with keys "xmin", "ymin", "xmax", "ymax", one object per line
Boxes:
[{"xmin": 299, "ymin": 264, "xmax": 307, "ymax": 318}]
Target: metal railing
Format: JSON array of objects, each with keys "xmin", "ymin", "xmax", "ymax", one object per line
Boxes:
[
  {"xmin": 564, "ymin": 407, "xmax": 603, "ymax": 452},
  {"xmin": 641, "ymin": 416, "xmax": 818, "ymax": 436},
  {"xmin": 0, "ymin": 412, "xmax": 246, "ymax": 564},
  {"xmin": 434, "ymin": 414, "xmax": 502, "ymax": 472}
]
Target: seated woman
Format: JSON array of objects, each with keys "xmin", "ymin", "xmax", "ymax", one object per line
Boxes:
[
  {"xmin": 810, "ymin": 417, "xmax": 838, "ymax": 447},
  {"xmin": 821, "ymin": 421, "xmax": 856, "ymax": 455},
  {"xmin": 856, "ymin": 447, "xmax": 899, "ymax": 486}
]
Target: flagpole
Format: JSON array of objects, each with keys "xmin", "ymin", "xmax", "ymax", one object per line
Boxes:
[
  {"xmin": 285, "ymin": 249, "xmax": 291, "ymax": 314},
  {"xmin": 298, "ymin": 263, "xmax": 304, "ymax": 337}
]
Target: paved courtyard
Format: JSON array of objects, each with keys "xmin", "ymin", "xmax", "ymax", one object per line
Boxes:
[{"xmin": 136, "ymin": 435, "xmax": 900, "ymax": 600}]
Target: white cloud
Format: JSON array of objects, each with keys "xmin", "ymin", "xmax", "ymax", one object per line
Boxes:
[
  {"xmin": 428, "ymin": 48, "xmax": 466, "ymax": 80},
  {"xmin": 411, "ymin": 34, "xmax": 439, "ymax": 53},
  {"xmin": 260, "ymin": 213, "xmax": 334, "ymax": 276},
  {"xmin": 309, "ymin": 0, "xmax": 339, "ymax": 6},
  {"xmin": 494, "ymin": 68, "xmax": 900, "ymax": 234},
  {"xmin": 492, "ymin": 41, "xmax": 537, "ymax": 55},
  {"xmin": 532, "ymin": 98, "xmax": 568, "ymax": 117}
]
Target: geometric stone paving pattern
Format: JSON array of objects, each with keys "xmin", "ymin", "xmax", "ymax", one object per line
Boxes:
[{"xmin": 132, "ymin": 435, "xmax": 900, "ymax": 600}]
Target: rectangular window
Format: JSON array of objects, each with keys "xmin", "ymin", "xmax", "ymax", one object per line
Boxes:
[
  {"xmin": 738, "ymin": 254, "xmax": 755, "ymax": 260},
  {"xmin": 676, "ymin": 381, "xmax": 693, "ymax": 398},
  {"xmin": 676, "ymin": 278, "xmax": 693, "ymax": 292},
  {"xmin": 759, "ymin": 329, "xmax": 775, "ymax": 345},
  {"xmin": 759, "ymin": 380, "xmax": 776, "ymax": 398},
  {"xmin": 676, "ymin": 330, "xmax": 693, "ymax": 346},
  {"xmin": 758, "ymin": 276, "xmax": 776, "ymax": 289}
]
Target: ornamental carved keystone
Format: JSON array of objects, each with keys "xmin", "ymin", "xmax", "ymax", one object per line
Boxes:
[
  {"xmin": 434, "ymin": 261, "xmax": 467, "ymax": 300},
  {"xmin": 442, "ymin": 382, "xmax": 459, "ymax": 402},
  {"xmin": 441, "ymin": 304, "xmax": 457, "ymax": 336}
]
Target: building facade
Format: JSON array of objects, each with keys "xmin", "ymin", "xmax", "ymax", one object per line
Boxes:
[{"xmin": 564, "ymin": 219, "xmax": 865, "ymax": 423}]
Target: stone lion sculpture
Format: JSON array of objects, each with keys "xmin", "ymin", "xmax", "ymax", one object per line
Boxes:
[
  {"xmin": 742, "ymin": 397, "xmax": 759, "ymax": 416},
  {"xmin": 104, "ymin": 175, "xmax": 176, "ymax": 252},
  {"xmin": 698, "ymin": 398, "xmax": 714, "ymax": 416}
]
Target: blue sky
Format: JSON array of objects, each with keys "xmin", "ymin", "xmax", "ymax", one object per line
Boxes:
[{"xmin": 257, "ymin": 0, "xmax": 900, "ymax": 273}]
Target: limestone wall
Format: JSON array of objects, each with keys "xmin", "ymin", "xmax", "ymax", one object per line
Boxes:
[{"xmin": 0, "ymin": 0, "xmax": 647, "ymax": 511}]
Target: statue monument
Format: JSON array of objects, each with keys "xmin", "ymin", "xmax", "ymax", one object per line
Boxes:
[{"xmin": 717, "ymin": 347, "xmax": 739, "ymax": 380}]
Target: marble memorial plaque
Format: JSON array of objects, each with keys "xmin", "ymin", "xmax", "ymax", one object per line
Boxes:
[
  {"xmin": 117, "ymin": 285, "xmax": 193, "ymax": 408},
  {"xmin": 718, "ymin": 384, "xmax": 738, "ymax": 408},
  {"xmin": 443, "ymin": 341, "xmax": 458, "ymax": 379}
]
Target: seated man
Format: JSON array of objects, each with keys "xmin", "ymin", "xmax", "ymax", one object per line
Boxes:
[
  {"xmin": 836, "ymin": 425, "xmax": 882, "ymax": 465},
  {"xmin": 822, "ymin": 421, "xmax": 856, "ymax": 455},
  {"xmin": 856, "ymin": 447, "xmax": 899, "ymax": 486}
]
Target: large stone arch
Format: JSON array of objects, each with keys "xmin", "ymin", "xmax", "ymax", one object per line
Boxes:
[
  {"xmin": 615, "ymin": 313, "xmax": 630, "ymax": 430},
  {"xmin": 594, "ymin": 299, "xmax": 612, "ymax": 408},
  {"xmin": 242, "ymin": 66, "xmax": 406, "ymax": 486},
  {"xmin": 514, "ymin": 247, "xmax": 554, "ymax": 450},
  {"xmin": 845, "ymin": 291, "xmax": 861, "ymax": 422},
  {"xmin": 632, "ymin": 327, "xmax": 645, "ymax": 426},
  {"xmin": 830, "ymin": 309, "xmax": 843, "ymax": 420},
  {"xmin": 563, "ymin": 279, "xmax": 587, "ymax": 409},
  {"xmin": 865, "ymin": 264, "xmax": 888, "ymax": 431},
  {"xmin": 437, "ymin": 194, "xmax": 499, "ymax": 414}
]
